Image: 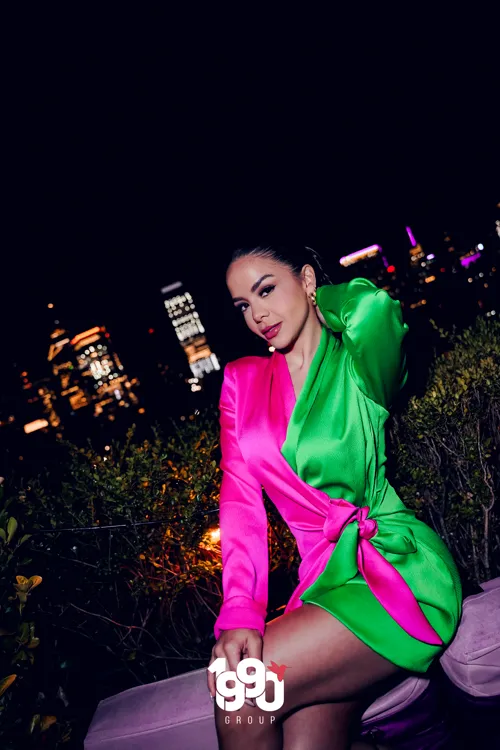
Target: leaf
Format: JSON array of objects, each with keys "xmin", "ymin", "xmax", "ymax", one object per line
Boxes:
[
  {"xmin": 0, "ymin": 674, "xmax": 17, "ymax": 697},
  {"xmin": 19, "ymin": 534, "xmax": 32, "ymax": 545},
  {"xmin": 29, "ymin": 713, "xmax": 41, "ymax": 734},
  {"xmin": 28, "ymin": 575, "xmax": 43, "ymax": 591},
  {"xmin": 18, "ymin": 621, "xmax": 30, "ymax": 643},
  {"xmin": 6, "ymin": 517, "xmax": 18, "ymax": 544},
  {"xmin": 40, "ymin": 715, "xmax": 57, "ymax": 732},
  {"xmin": 0, "ymin": 528, "xmax": 6, "ymax": 542}
]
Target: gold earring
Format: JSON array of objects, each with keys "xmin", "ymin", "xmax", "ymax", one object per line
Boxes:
[{"xmin": 309, "ymin": 289, "xmax": 317, "ymax": 306}]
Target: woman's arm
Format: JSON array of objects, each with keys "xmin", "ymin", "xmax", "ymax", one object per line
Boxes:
[
  {"xmin": 213, "ymin": 362, "xmax": 269, "ymax": 641},
  {"xmin": 316, "ymin": 277, "xmax": 409, "ymax": 410}
]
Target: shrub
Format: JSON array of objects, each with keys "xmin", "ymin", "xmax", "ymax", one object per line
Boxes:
[
  {"xmin": 0, "ymin": 411, "xmax": 298, "ymax": 745},
  {"xmin": 389, "ymin": 316, "xmax": 500, "ymax": 590},
  {"xmin": 0, "ymin": 478, "xmax": 72, "ymax": 748}
]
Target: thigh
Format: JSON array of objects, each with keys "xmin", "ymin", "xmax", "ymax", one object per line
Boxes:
[
  {"xmin": 262, "ymin": 602, "xmax": 404, "ymax": 720},
  {"xmin": 282, "ymin": 700, "xmax": 365, "ymax": 750}
]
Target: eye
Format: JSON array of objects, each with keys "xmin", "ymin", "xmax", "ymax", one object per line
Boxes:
[
  {"xmin": 260, "ymin": 285, "xmax": 275, "ymax": 297},
  {"xmin": 234, "ymin": 285, "xmax": 275, "ymax": 314}
]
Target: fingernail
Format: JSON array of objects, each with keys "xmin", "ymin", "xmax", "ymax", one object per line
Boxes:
[{"xmin": 210, "ymin": 694, "xmax": 214, "ymax": 701}]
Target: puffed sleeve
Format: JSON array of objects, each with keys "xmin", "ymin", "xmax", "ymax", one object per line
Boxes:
[
  {"xmin": 213, "ymin": 362, "xmax": 269, "ymax": 640},
  {"xmin": 316, "ymin": 278, "xmax": 409, "ymax": 410}
]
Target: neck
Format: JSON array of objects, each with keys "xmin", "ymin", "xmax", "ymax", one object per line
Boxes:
[{"xmin": 283, "ymin": 314, "xmax": 323, "ymax": 373}]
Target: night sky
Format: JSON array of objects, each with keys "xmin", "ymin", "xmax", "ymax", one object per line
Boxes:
[{"xmin": 3, "ymin": 12, "xmax": 498, "ymax": 396}]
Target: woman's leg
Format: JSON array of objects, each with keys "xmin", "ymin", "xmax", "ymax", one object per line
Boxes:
[
  {"xmin": 214, "ymin": 602, "xmax": 405, "ymax": 750},
  {"xmin": 282, "ymin": 700, "xmax": 364, "ymax": 750}
]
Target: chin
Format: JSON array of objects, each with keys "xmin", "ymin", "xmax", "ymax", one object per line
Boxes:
[{"xmin": 273, "ymin": 334, "xmax": 294, "ymax": 351}]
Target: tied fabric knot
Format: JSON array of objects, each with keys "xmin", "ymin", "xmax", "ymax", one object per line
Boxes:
[
  {"xmin": 325, "ymin": 502, "xmax": 378, "ymax": 542},
  {"xmin": 314, "ymin": 498, "xmax": 444, "ymax": 646}
]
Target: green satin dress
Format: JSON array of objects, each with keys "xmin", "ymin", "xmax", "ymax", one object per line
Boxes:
[{"xmin": 281, "ymin": 278, "xmax": 462, "ymax": 673}]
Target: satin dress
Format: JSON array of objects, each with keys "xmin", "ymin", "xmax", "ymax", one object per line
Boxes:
[{"xmin": 213, "ymin": 278, "xmax": 462, "ymax": 673}]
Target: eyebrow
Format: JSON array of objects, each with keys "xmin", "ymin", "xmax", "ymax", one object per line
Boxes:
[{"xmin": 232, "ymin": 274, "xmax": 275, "ymax": 304}]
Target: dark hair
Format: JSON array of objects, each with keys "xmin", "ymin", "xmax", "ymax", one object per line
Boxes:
[{"xmin": 228, "ymin": 244, "xmax": 333, "ymax": 287}]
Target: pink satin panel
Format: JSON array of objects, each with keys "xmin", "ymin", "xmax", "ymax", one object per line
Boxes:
[{"xmin": 214, "ymin": 353, "xmax": 442, "ymax": 646}]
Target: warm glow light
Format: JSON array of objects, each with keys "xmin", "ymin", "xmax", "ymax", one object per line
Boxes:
[
  {"xmin": 71, "ymin": 327, "xmax": 101, "ymax": 347},
  {"xmin": 425, "ymin": 276, "xmax": 436, "ymax": 283},
  {"xmin": 339, "ymin": 244, "xmax": 382, "ymax": 267},
  {"xmin": 48, "ymin": 303, "xmax": 54, "ymax": 309},
  {"xmin": 387, "ymin": 265, "xmax": 395, "ymax": 273},
  {"xmin": 210, "ymin": 528, "xmax": 221, "ymax": 543},
  {"xmin": 24, "ymin": 419, "xmax": 49, "ymax": 434},
  {"xmin": 410, "ymin": 244, "xmax": 424, "ymax": 259}
]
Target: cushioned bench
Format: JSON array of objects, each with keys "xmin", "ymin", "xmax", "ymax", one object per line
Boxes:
[
  {"xmin": 439, "ymin": 577, "xmax": 500, "ymax": 746},
  {"xmin": 84, "ymin": 666, "xmax": 435, "ymax": 749},
  {"xmin": 84, "ymin": 577, "xmax": 500, "ymax": 749}
]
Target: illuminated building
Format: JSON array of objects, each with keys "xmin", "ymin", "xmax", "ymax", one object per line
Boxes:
[
  {"xmin": 22, "ymin": 321, "xmax": 141, "ymax": 435},
  {"xmin": 406, "ymin": 226, "xmax": 439, "ymax": 292},
  {"xmin": 338, "ymin": 244, "xmax": 402, "ymax": 297},
  {"xmin": 20, "ymin": 364, "xmax": 60, "ymax": 431},
  {"xmin": 161, "ymin": 281, "xmax": 220, "ymax": 384},
  {"xmin": 48, "ymin": 326, "xmax": 88, "ymax": 414},
  {"xmin": 340, "ymin": 244, "xmax": 385, "ymax": 268},
  {"xmin": 407, "ymin": 226, "xmax": 425, "ymax": 266},
  {"xmin": 71, "ymin": 326, "xmax": 139, "ymax": 418}
]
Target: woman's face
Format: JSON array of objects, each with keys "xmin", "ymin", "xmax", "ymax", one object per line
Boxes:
[{"xmin": 226, "ymin": 254, "xmax": 316, "ymax": 349}]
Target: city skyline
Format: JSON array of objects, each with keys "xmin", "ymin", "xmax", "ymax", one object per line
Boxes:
[
  {"xmin": 3, "ymin": 31, "xmax": 498, "ymax": 410},
  {"xmin": 2, "ymin": 210, "xmax": 498, "ymax": 433}
]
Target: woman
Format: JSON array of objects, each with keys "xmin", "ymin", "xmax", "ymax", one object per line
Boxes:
[{"xmin": 207, "ymin": 245, "xmax": 462, "ymax": 750}]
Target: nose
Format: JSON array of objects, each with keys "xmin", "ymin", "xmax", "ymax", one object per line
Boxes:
[{"xmin": 251, "ymin": 299, "xmax": 269, "ymax": 325}]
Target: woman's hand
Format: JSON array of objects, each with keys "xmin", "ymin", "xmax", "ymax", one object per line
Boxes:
[{"xmin": 207, "ymin": 628, "xmax": 263, "ymax": 706}]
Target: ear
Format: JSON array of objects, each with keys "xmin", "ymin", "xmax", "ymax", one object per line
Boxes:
[{"xmin": 300, "ymin": 263, "xmax": 317, "ymax": 295}]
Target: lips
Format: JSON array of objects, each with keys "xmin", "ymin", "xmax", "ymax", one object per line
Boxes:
[{"xmin": 262, "ymin": 322, "xmax": 282, "ymax": 340}]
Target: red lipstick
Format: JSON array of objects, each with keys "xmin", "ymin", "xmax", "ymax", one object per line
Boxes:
[{"xmin": 262, "ymin": 322, "xmax": 282, "ymax": 340}]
